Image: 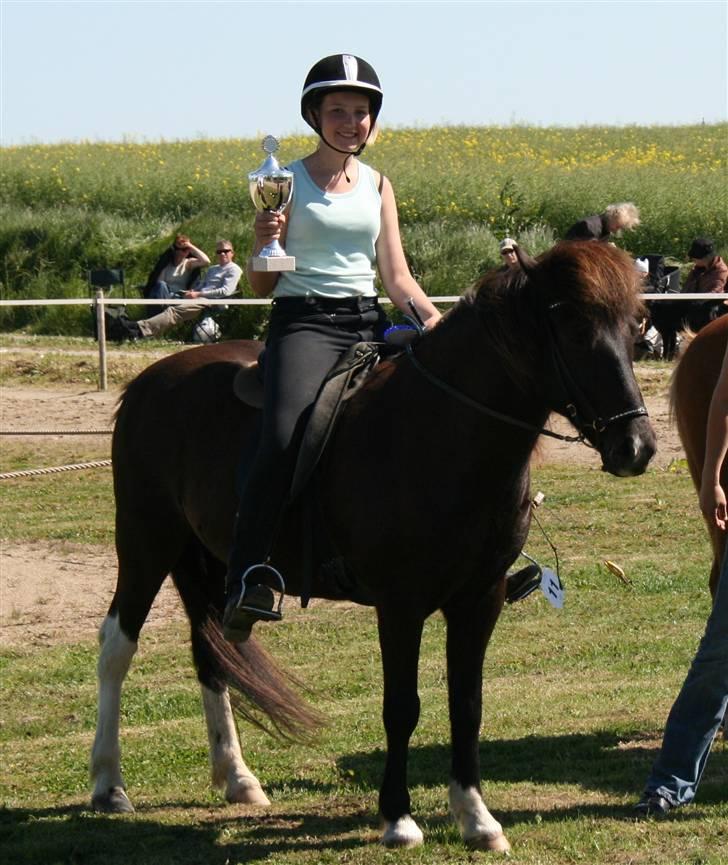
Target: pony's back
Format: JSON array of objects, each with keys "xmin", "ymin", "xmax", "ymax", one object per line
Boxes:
[{"xmin": 671, "ymin": 314, "xmax": 728, "ymax": 595}]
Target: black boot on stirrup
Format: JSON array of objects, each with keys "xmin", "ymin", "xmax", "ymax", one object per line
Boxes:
[
  {"xmin": 223, "ymin": 564, "xmax": 284, "ymax": 643},
  {"xmin": 505, "ymin": 563, "xmax": 542, "ymax": 604}
]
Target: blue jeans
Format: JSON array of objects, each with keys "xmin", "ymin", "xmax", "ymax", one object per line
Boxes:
[
  {"xmin": 147, "ymin": 280, "xmax": 176, "ymax": 317},
  {"xmin": 644, "ymin": 548, "xmax": 728, "ymax": 806}
]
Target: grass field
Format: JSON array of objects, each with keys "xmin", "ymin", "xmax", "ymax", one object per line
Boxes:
[
  {"xmin": 1, "ymin": 351, "xmax": 727, "ymax": 864},
  {"xmin": 1, "ymin": 123, "xmax": 726, "ymax": 336}
]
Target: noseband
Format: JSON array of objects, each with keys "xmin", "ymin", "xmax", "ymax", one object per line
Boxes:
[{"xmin": 405, "ymin": 301, "xmax": 648, "ymax": 447}]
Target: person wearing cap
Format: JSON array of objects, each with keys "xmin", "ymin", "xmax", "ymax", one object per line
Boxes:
[
  {"xmin": 681, "ymin": 237, "xmax": 728, "ymax": 332},
  {"xmin": 683, "ymin": 237, "xmax": 728, "ymax": 296},
  {"xmin": 223, "ymin": 54, "xmax": 442, "ymax": 642},
  {"xmin": 499, "ymin": 238, "xmax": 519, "ymax": 271},
  {"xmin": 565, "ymin": 202, "xmax": 641, "ymax": 242}
]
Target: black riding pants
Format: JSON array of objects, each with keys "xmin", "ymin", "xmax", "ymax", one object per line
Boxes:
[{"xmin": 226, "ymin": 295, "xmax": 384, "ymax": 591}]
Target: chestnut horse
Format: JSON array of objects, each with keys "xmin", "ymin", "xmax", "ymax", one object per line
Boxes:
[
  {"xmin": 91, "ymin": 242, "xmax": 656, "ymax": 851},
  {"xmin": 671, "ymin": 313, "xmax": 728, "ymax": 598}
]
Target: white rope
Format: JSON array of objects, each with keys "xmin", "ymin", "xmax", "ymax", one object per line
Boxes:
[
  {"xmin": 0, "ymin": 429, "xmax": 113, "ymax": 436},
  {"xmin": 0, "ymin": 459, "xmax": 112, "ymax": 481},
  {"xmin": 0, "ymin": 293, "xmax": 723, "ymax": 307}
]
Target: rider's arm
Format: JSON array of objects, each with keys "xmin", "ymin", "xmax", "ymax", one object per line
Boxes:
[
  {"xmin": 376, "ymin": 177, "xmax": 441, "ymax": 331},
  {"xmin": 700, "ymin": 341, "xmax": 728, "ymax": 529}
]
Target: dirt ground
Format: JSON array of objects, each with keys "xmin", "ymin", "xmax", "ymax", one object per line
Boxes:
[{"xmin": 0, "ymin": 370, "xmax": 684, "ymax": 647}]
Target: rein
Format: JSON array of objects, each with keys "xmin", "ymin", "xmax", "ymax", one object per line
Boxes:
[
  {"xmin": 405, "ymin": 344, "xmax": 585, "ymax": 444},
  {"xmin": 405, "ymin": 300, "xmax": 648, "ymax": 446}
]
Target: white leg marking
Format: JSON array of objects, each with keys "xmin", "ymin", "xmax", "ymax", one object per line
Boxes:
[
  {"xmin": 200, "ymin": 684, "xmax": 270, "ymax": 806},
  {"xmin": 381, "ymin": 815, "xmax": 424, "ymax": 848},
  {"xmin": 449, "ymin": 782, "xmax": 511, "ymax": 852},
  {"xmin": 90, "ymin": 614, "xmax": 137, "ymax": 811}
]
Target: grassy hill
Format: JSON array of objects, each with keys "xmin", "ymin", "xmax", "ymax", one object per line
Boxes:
[{"xmin": 1, "ymin": 123, "xmax": 726, "ymax": 336}]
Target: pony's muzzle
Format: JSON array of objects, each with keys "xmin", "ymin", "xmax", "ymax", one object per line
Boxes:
[{"xmin": 600, "ymin": 416, "xmax": 656, "ymax": 477}]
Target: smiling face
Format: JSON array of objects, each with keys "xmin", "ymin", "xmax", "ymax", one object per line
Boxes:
[{"xmin": 317, "ymin": 90, "xmax": 372, "ymax": 152}]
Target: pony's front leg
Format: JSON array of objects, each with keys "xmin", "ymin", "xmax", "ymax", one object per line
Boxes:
[
  {"xmin": 200, "ymin": 684, "xmax": 270, "ymax": 805},
  {"xmin": 443, "ymin": 591, "xmax": 511, "ymax": 853},
  {"xmin": 90, "ymin": 613, "xmax": 137, "ymax": 813},
  {"xmin": 376, "ymin": 607, "xmax": 425, "ymax": 848}
]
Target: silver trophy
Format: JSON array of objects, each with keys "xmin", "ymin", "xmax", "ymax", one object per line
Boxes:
[{"xmin": 248, "ymin": 135, "xmax": 295, "ymax": 272}]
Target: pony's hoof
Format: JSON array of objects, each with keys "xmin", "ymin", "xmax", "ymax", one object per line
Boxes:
[
  {"xmin": 466, "ymin": 832, "xmax": 511, "ymax": 853},
  {"xmin": 226, "ymin": 781, "xmax": 271, "ymax": 807},
  {"xmin": 91, "ymin": 785, "xmax": 135, "ymax": 813},
  {"xmin": 381, "ymin": 815, "xmax": 424, "ymax": 847}
]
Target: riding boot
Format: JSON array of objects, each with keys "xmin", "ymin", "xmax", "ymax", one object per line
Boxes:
[{"xmin": 505, "ymin": 563, "xmax": 542, "ymax": 603}]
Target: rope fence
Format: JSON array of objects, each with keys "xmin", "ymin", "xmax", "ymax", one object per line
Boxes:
[
  {"xmin": 1, "ymin": 292, "xmax": 724, "ymax": 392},
  {"xmin": 0, "ymin": 460, "xmax": 112, "ymax": 481},
  {"xmin": 0, "ymin": 428, "xmax": 114, "ymax": 481},
  {"xmin": 1, "ymin": 289, "xmax": 724, "ymax": 477},
  {"xmin": 0, "ymin": 429, "xmax": 113, "ymax": 436}
]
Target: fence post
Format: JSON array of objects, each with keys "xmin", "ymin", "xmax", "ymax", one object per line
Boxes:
[{"xmin": 94, "ymin": 289, "xmax": 108, "ymax": 392}]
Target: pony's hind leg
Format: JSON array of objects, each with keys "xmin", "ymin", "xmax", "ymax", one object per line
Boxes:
[
  {"xmin": 173, "ymin": 542, "xmax": 270, "ymax": 806},
  {"xmin": 200, "ymin": 686, "xmax": 270, "ymax": 805},
  {"xmin": 443, "ymin": 589, "xmax": 511, "ymax": 852},
  {"xmin": 91, "ymin": 522, "xmax": 185, "ymax": 812},
  {"xmin": 90, "ymin": 612, "xmax": 137, "ymax": 813}
]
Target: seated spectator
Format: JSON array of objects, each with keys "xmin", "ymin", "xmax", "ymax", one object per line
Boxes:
[
  {"xmin": 682, "ymin": 238, "xmax": 728, "ymax": 332},
  {"xmin": 499, "ymin": 237, "xmax": 520, "ymax": 271},
  {"xmin": 565, "ymin": 202, "xmax": 640, "ymax": 242},
  {"xmin": 144, "ymin": 235, "xmax": 210, "ymax": 314},
  {"xmin": 114, "ymin": 240, "xmax": 242, "ymax": 341}
]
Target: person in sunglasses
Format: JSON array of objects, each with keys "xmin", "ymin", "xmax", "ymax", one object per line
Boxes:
[
  {"xmin": 116, "ymin": 241, "xmax": 241, "ymax": 339},
  {"xmin": 222, "ymin": 54, "xmax": 442, "ymax": 642}
]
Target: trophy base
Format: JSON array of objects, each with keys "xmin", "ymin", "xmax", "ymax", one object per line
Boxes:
[{"xmin": 250, "ymin": 255, "xmax": 296, "ymax": 273}]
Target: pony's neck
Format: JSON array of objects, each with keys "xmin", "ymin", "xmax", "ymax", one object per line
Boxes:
[{"xmin": 411, "ymin": 299, "xmax": 551, "ymax": 443}]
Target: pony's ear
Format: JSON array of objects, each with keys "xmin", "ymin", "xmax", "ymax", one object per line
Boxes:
[{"xmin": 515, "ymin": 245, "xmax": 537, "ymax": 275}]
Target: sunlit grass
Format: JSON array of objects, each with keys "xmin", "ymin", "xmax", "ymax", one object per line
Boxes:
[{"xmin": 1, "ymin": 124, "xmax": 726, "ymax": 335}]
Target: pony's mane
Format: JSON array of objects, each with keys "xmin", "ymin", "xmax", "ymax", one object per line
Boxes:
[
  {"xmin": 467, "ymin": 241, "xmax": 644, "ymax": 322},
  {"xmin": 452, "ymin": 241, "xmax": 645, "ymax": 393}
]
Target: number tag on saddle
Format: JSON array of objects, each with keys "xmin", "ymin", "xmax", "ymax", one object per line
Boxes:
[{"xmin": 540, "ymin": 568, "xmax": 565, "ymax": 609}]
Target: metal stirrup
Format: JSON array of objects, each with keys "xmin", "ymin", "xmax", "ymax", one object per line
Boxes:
[{"xmin": 238, "ymin": 562, "xmax": 286, "ymax": 616}]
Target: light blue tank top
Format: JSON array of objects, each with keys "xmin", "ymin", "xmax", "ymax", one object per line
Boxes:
[{"xmin": 274, "ymin": 159, "xmax": 381, "ymax": 299}]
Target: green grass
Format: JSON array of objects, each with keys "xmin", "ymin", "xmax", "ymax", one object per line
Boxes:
[
  {"xmin": 2, "ymin": 124, "xmax": 726, "ymax": 335},
  {"xmin": 1, "ymin": 443, "xmax": 726, "ymax": 863}
]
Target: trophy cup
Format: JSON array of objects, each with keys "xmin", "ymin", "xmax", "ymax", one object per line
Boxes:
[{"xmin": 248, "ymin": 135, "xmax": 295, "ymax": 272}]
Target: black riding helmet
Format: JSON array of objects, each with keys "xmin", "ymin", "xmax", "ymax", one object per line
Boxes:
[{"xmin": 301, "ymin": 54, "xmax": 383, "ymax": 156}]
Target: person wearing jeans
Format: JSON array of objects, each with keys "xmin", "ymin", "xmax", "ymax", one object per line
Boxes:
[{"xmin": 635, "ymin": 339, "xmax": 728, "ymax": 816}]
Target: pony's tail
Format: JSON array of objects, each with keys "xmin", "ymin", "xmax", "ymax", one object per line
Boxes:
[{"xmin": 201, "ymin": 617, "xmax": 325, "ymax": 742}]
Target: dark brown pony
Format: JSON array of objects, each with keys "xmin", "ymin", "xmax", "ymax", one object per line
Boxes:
[
  {"xmin": 91, "ymin": 242, "xmax": 656, "ymax": 851},
  {"xmin": 671, "ymin": 314, "xmax": 728, "ymax": 598}
]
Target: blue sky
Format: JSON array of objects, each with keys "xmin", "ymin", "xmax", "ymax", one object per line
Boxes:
[{"xmin": 1, "ymin": 0, "xmax": 726, "ymax": 145}]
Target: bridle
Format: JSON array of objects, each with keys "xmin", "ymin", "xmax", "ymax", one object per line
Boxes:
[{"xmin": 405, "ymin": 300, "xmax": 648, "ymax": 448}]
